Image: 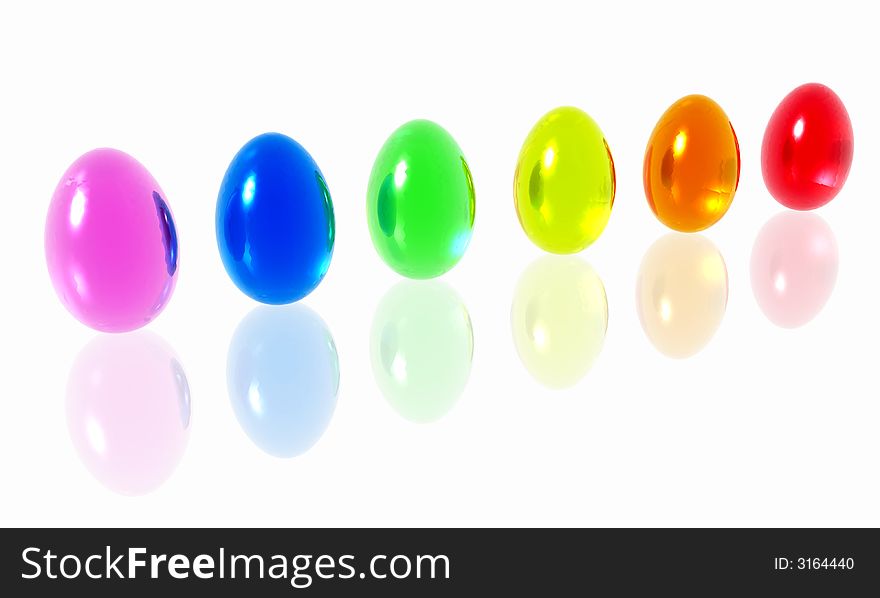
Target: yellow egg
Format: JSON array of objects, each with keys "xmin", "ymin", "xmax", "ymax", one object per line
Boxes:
[
  {"xmin": 511, "ymin": 256, "xmax": 607, "ymax": 388},
  {"xmin": 514, "ymin": 107, "xmax": 615, "ymax": 253}
]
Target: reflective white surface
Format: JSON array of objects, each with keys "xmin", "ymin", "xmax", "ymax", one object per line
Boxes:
[{"xmin": 1, "ymin": 0, "xmax": 878, "ymax": 527}]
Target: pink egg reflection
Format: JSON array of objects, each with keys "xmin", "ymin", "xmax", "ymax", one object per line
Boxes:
[
  {"xmin": 750, "ymin": 212, "xmax": 838, "ymax": 328},
  {"xmin": 67, "ymin": 332, "xmax": 191, "ymax": 495},
  {"xmin": 45, "ymin": 148, "xmax": 179, "ymax": 332}
]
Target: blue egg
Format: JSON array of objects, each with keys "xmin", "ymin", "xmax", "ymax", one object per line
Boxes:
[
  {"xmin": 216, "ymin": 132, "xmax": 335, "ymax": 303},
  {"xmin": 227, "ymin": 305, "xmax": 339, "ymax": 458}
]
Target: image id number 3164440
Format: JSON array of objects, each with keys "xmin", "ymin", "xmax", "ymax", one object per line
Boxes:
[{"xmin": 774, "ymin": 557, "xmax": 855, "ymax": 571}]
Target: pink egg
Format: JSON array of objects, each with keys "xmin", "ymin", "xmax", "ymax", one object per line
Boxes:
[
  {"xmin": 750, "ymin": 212, "xmax": 838, "ymax": 328},
  {"xmin": 45, "ymin": 148, "xmax": 179, "ymax": 332},
  {"xmin": 66, "ymin": 332, "xmax": 191, "ymax": 496}
]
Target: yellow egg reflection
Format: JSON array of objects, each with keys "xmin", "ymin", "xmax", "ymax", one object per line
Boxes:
[
  {"xmin": 636, "ymin": 234, "xmax": 728, "ymax": 358},
  {"xmin": 511, "ymin": 256, "xmax": 608, "ymax": 388}
]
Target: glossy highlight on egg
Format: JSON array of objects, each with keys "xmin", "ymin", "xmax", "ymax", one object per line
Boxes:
[
  {"xmin": 45, "ymin": 148, "xmax": 179, "ymax": 332},
  {"xmin": 514, "ymin": 107, "xmax": 616, "ymax": 253},
  {"xmin": 643, "ymin": 95, "xmax": 740, "ymax": 232}
]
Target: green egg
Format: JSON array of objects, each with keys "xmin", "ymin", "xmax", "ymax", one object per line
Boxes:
[{"xmin": 367, "ymin": 119, "xmax": 475, "ymax": 278}]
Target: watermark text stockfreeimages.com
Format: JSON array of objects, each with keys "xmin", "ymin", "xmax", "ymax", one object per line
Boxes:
[{"xmin": 21, "ymin": 546, "xmax": 450, "ymax": 589}]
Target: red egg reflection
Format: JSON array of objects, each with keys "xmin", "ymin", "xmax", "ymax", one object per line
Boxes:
[{"xmin": 750, "ymin": 212, "xmax": 838, "ymax": 328}]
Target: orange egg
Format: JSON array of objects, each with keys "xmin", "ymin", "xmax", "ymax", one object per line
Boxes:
[{"xmin": 643, "ymin": 95, "xmax": 740, "ymax": 232}]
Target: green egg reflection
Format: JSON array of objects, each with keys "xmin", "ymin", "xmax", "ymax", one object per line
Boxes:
[
  {"xmin": 370, "ymin": 281, "xmax": 473, "ymax": 422},
  {"xmin": 511, "ymin": 256, "xmax": 608, "ymax": 389}
]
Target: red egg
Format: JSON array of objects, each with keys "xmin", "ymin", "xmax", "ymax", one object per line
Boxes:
[{"xmin": 761, "ymin": 83, "xmax": 854, "ymax": 210}]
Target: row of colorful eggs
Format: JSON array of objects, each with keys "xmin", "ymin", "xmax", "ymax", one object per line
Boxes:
[{"xmin": 45, "ymin": 83, "xmax": 853, "ymax": 332}]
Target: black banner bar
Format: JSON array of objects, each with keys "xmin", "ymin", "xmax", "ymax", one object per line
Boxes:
[{"xmin": 1, "ymin": 528, "xmax": 877, "ymax": 595}]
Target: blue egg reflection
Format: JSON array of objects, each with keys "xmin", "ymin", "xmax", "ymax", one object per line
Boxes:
[{"xmin": 227, "ymin": 305, "xmax": 339, "ymax": 458}]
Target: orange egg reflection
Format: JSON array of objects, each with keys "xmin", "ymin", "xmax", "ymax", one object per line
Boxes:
[
  {"xmin": 643, "ymin": 95, "xmax": 740, "ymax": 232},
  {"xmin": 636, "ymin": 234, "xmax": 728, "ymax": 358}
]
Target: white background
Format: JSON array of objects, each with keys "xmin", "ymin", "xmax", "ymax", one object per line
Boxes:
[{"xmin": 1, "ymin": 0, "xmax": 877, "ymax": 527}]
